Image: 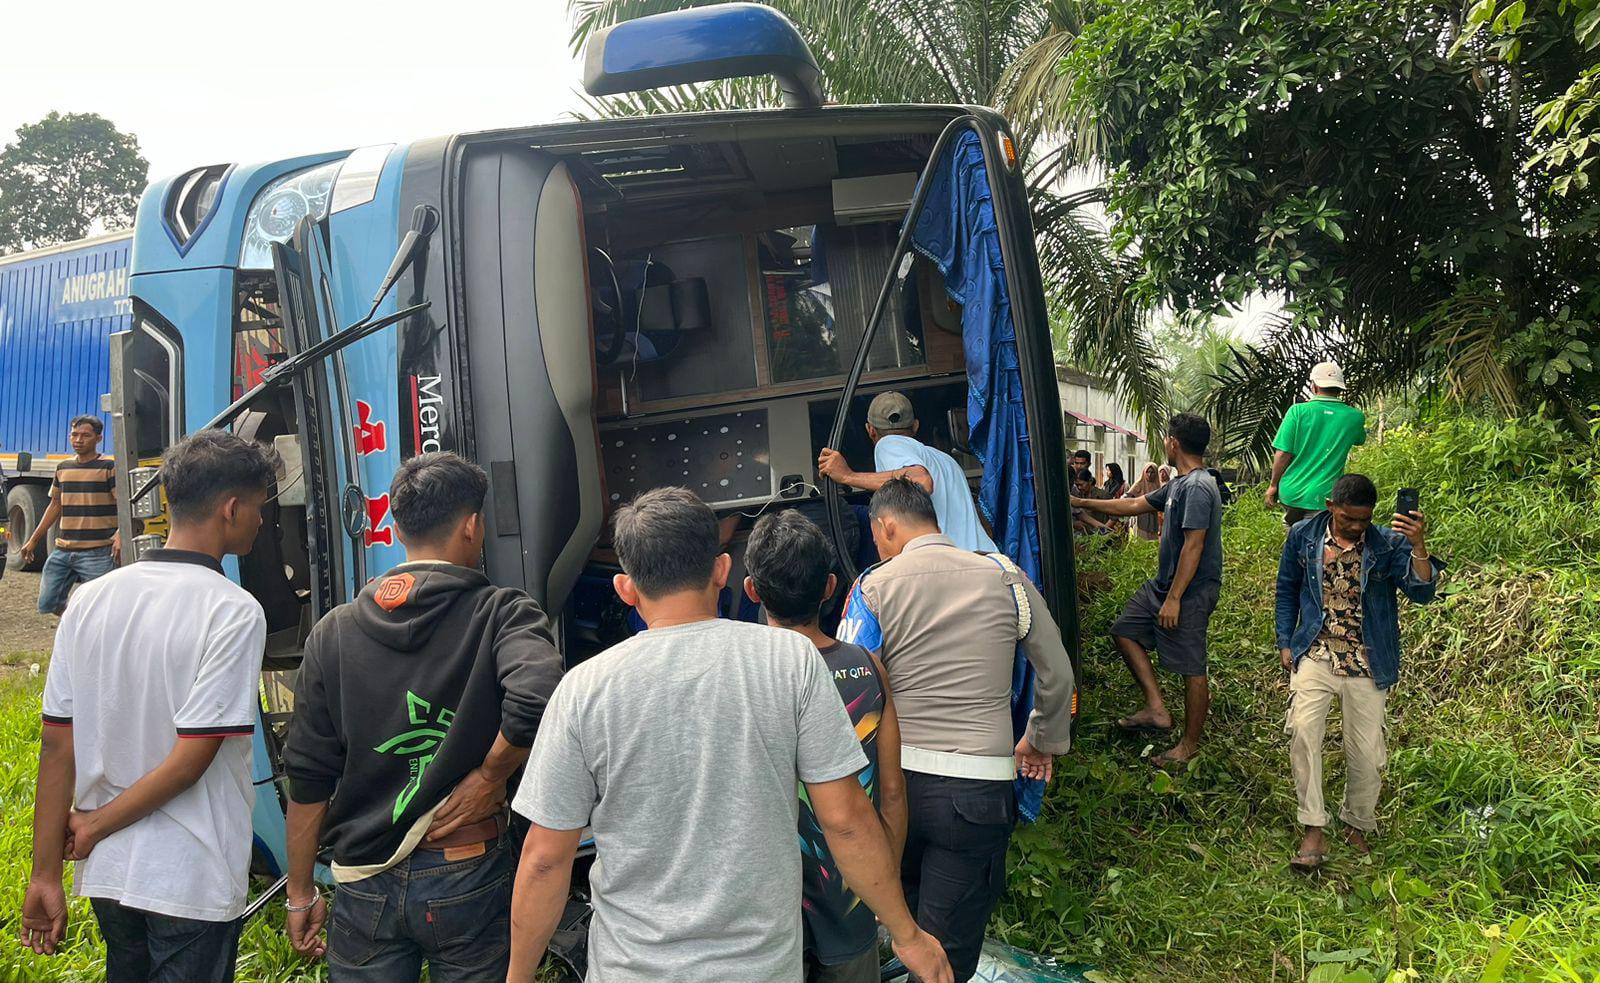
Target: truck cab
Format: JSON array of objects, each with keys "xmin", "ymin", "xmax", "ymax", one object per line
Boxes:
[{"xmin": 113, "ymin": 4, "xmax": 1075, "ymax": 880}]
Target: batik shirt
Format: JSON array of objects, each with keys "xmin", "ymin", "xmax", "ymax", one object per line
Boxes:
[{"xmin": 1309, "ymin": 529, "xmax": 1369, "ymax": 676}]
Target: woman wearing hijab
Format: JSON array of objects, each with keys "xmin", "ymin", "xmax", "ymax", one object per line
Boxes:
[{"xmin": 1124, "ymin": 463, "xmax": 1162, "ymax": 541}]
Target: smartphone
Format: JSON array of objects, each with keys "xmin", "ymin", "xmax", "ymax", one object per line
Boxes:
[{"xmin": 1395, "ymin": 487, "xmax": 1421, "ymax": 519}]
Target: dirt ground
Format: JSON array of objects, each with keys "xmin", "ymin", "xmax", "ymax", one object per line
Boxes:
[{"xmin": 0, "ymin": 570, "xmax": 57, "ymax": 664}]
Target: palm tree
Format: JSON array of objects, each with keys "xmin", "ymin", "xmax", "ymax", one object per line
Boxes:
[
  {"xmin": 566, "ymin": 0, "xmax": 1166, "ymax": 431},
  {"xmin": 1152, "ymin": 320, "xmax": 1259, "ymax": 468}
]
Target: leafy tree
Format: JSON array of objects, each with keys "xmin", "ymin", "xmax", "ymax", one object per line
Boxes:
[
  {"xmin": 1460, "ymin": 0, "xmax": 1600, "ymax": 197},
  {"xmin": 0, "ymin": 112, "xmax": 148, "ymax": 252},
  {"xmin": 1147, "ymin": 319, "xmax": 1258, "ymax": 467},
  {"xmin": 1055, "ymin": 0, "xmax": 1600, "ymax": 458},
  {"xmin": 566, "ymin": 0, "xmax": 1168, "ymax": 430}
]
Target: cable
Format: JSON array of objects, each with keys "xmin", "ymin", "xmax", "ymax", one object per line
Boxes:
[
  {"xmin": 629, "ymin": 252, "xmax": 653, "ymax": 383},
  {"xmin": 735, "ymin": 480, "xmax": 825, "ymax": 520},
  {"xmin": 264, "ymin": 468, "xmax": 305, "ymax": 507}
]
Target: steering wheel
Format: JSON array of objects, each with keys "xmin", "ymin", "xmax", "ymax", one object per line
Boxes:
[{"xmin": 589, "ymin": 246, "xmax": 628, "ymax": 366}]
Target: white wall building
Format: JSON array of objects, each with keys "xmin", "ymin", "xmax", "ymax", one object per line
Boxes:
[{"xmin": 1057, "ymin": 364, "xmax": 1151, "ymax": 490}]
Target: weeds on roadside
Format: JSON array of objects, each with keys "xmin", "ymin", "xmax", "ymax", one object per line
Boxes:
[{"xmin": 998, "ymin": 416, "xmax": 1600, "ymax": 982}]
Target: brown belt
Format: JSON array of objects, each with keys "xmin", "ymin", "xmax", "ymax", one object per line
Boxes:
[{"xmin": 422, "ymin": 811, "xmax": 506, "ymax": 852}]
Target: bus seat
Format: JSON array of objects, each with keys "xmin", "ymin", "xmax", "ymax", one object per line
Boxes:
[{"xmin": 460, "ymin": 149, "xmax": 604, "ymax": 612}]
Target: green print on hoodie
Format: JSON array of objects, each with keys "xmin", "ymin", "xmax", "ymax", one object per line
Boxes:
[
  {"xmin": 282, "ymin": 561, "xmax": 564, "ymax": 867},
  {"xmin": 373, "ymin": 691, "xmax": 457, "ymax": 823}
]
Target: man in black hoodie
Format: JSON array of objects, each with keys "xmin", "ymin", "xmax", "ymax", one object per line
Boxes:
[{"xmin": 281, "ymin": 452, "xmax": 563, "ymax": 981}]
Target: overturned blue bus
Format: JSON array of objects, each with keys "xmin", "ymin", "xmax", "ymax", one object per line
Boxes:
[{"xmin": 110, "ymin": 3, "xmax": 1076, "ymax": 887}]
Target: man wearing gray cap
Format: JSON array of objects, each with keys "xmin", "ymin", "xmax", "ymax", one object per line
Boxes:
[
  {"xmin": 1266, "ymin": 362, "xmax": 1367, "ymax": 528},
  {"xmin": 817, "ymin": 391, "xmax": 998, "ymax": 553}
]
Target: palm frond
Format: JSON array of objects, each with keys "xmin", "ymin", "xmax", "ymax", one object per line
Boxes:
[
  {"xmin": 994, "ymin": 0, "xmax": 1107, "ymax": 167},
  {"xmin": 1037, "ymin": 188, "xmax": 1168, "ymax": 436},
  {"xmin": 1418, "ymin": 288, "xmax": 1520, "ymax": 414}
]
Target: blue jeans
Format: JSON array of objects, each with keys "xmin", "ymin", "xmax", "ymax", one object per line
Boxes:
[
  {"xmin": 328, "ymin": 834, "xmax": 514, "ymax": 983},
  {"xmin": 38, "ymin": 545, "xmax": 114, "ymax": 614},
  {"xmin": 90, "ymin": 897, "xmax": 241, "ymax": 983}
]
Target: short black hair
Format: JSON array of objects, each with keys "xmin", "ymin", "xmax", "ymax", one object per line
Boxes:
[
  {"xmin": 869, "ymin": 476, "xmax": 940, "ymax": 527},
  {"xmin": 1071, "ymin": 449, "xmax": 1091, "ymax": 462},
  {"xmin": 161, "ymin": 430, "xmax": 276, "ymax": 522},
  {"xmin": 390, "ymin": 452, "xmax": 488, "ymax": 541},
  {"xmin": 612, "ymin": 486, "xmax": 721, "ymax": 598},
  {"xmin": 1328, "ymin": 473, "xmax": 1378, "ymax": 508},
  {"xmin": 1167, "ymin": 413, "xmax": 1212, "ymax": 456},
  {"xmin": 1072, "ymin": 468, "xmax": 1095, "ymax": 485},
  {"xmin": 746, "ymin": 510, "xmax": 835, "ymax": 625},
  {"xmin": 70, "ymin": 415, "xmax": 103, "ymax": 436}
]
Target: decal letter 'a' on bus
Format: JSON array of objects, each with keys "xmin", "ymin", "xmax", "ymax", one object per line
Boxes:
[{"xmin": 355, "ymin": 400, "xmax": 386, "ymax": 456}]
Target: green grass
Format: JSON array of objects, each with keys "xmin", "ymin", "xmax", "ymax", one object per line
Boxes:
[
  {"xmin": 996, "ymin": 418, "xmax": 1600, "ymax": 982},
  {"xmin": 0, "ymin": 667, "xmax": 325, "ymax": 982},
  {"xmin": 1, "ymin": 415, "xmax": 1595, "ymax": 982}
]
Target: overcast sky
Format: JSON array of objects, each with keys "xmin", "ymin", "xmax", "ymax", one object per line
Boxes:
[
  {"xmin": 1, "ymin": 0, "xmax": 585, "ymax": 181},
  {"xmin": 2, "ymin": 0, "xmax": 1276, "ymax": 343}
]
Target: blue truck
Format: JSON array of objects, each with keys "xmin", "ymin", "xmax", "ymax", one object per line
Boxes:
[{"xmin": 0, "ymin": 231, "xmax": 132, "ymax": 572}]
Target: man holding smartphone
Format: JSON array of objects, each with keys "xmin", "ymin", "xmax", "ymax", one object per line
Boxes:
[{"xmin": 1274, "ymin": 474, "xmax": 1444, "ymax": 869}]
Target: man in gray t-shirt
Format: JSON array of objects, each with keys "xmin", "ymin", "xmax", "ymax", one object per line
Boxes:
[
  {"xmin": 1071, "ymin": 414, "xmax": 1224, "ymax": 770},
  {"xmin": 507, "ymin": 488, "xmax": 951, "ymax": 983}
]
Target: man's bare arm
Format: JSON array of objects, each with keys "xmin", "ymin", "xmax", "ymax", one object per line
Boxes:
[
  {"xmin": 284, "ymin": 799, "xmax": 329, "ymax": 957},
  {"xmin": 285, "ymin": 799, "xmax": 328, "ymax": 904},
  {"xmin": 867, "ymin": 652, "xmax": 907, "ymax": 866},
  {"xmin": 67, "ymin": 737, "xmax": 225, "ymax": 860},
  {"xmin": 1166, "ymin": 528, "xmax": 1207, "ymax": 604},
  {"xmin": 1156, "ymin": 528, "xmax": 1208, "ymax": 629},
  {"xmin": 21, "ymin": 495, "xmax": 62, "ymax": 559},
  {"xmin": 1071, "ymin": 494, "xmax": 1156, "ymax": 517},
  {"xmin": 1265, "ymin": 451, "xmax": 1294, "ymax": 504},
  {"xmin": 807, "ymin": 776, "xmax": 952, "ymax": 982},
  {"xmin": 508, "ymin": 824, "xmax": 582, "ymax": 983},
  {"xmin": 21, "ymin": 725, "xmax": 74, "ymax": 954},
  {"xmin": 818, "ymin": 448, "xmax": 935, "ymax": 494},
  {"xmin": 425, "ymin": 732, "xmax": 530, "ymax": 842}
]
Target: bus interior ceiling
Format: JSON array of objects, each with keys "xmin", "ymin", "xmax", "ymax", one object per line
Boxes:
[{"xmin": 523, "ymin": 125, "xmax": 983, "ymax": 664}]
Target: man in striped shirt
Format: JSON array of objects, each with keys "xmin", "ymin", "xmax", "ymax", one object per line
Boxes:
[{"xmin": 21, "ymin": 416, "xmax": 120, "ymax": 615}]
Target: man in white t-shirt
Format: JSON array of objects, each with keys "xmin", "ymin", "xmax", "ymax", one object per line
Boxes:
[
  {"xmin": 21, "ymin": 430, "xmax": 275, "ymax": 983},
  {"xmin": 817, "ymin": 391, "xmax": 998, "ymax": 553}
]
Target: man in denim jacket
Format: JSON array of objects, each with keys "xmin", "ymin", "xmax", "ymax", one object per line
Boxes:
[{"xmin": 1275, "ymin": 474, "xmax": 1443, "ymax": 869}]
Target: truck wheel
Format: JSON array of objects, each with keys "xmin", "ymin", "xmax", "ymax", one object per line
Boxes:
[{"xmin": 6, "ymin": 484, "xmax": 50, "ymax": 572}]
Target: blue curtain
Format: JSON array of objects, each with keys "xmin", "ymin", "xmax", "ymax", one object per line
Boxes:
[{"xmin": 911, "ymin": 130, "xmax": 1046, "ymax": 822}]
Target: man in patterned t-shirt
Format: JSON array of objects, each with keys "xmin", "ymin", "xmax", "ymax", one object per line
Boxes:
[
  {"xmin": 744, "ymin": 509, "xmax": 906, "ymax": 983},
  {"xmin": 21, "ymin": 415, "xmax": 120, "ymax": 615}
]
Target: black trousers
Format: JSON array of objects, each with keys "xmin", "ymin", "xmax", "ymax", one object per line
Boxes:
[
  {"xmin": 1284, "ymin": 505, "xmax": 1317, "ymax": 528},
  {"xmin": 900, "ymin": 772, "xmax": 1016, "ymax": 982},
  {"xmin": 91, "ymin": 899, "xmax": 241, "ymax": 983}
]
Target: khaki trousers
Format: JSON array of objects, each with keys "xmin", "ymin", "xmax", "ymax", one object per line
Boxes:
[{"xmin": 1286, "ymin": 656, "xmax": 1388, "ymax": 831}]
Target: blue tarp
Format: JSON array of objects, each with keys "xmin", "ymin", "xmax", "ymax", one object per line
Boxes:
[{"xmin": 910, "ymin": 130, "xmax": 1046, "ymax": 822}]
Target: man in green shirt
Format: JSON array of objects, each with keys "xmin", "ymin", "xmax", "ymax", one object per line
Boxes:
[{"xmin": 1265, "ymin": 363, "xmax": 1367, "ymax": 527}]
